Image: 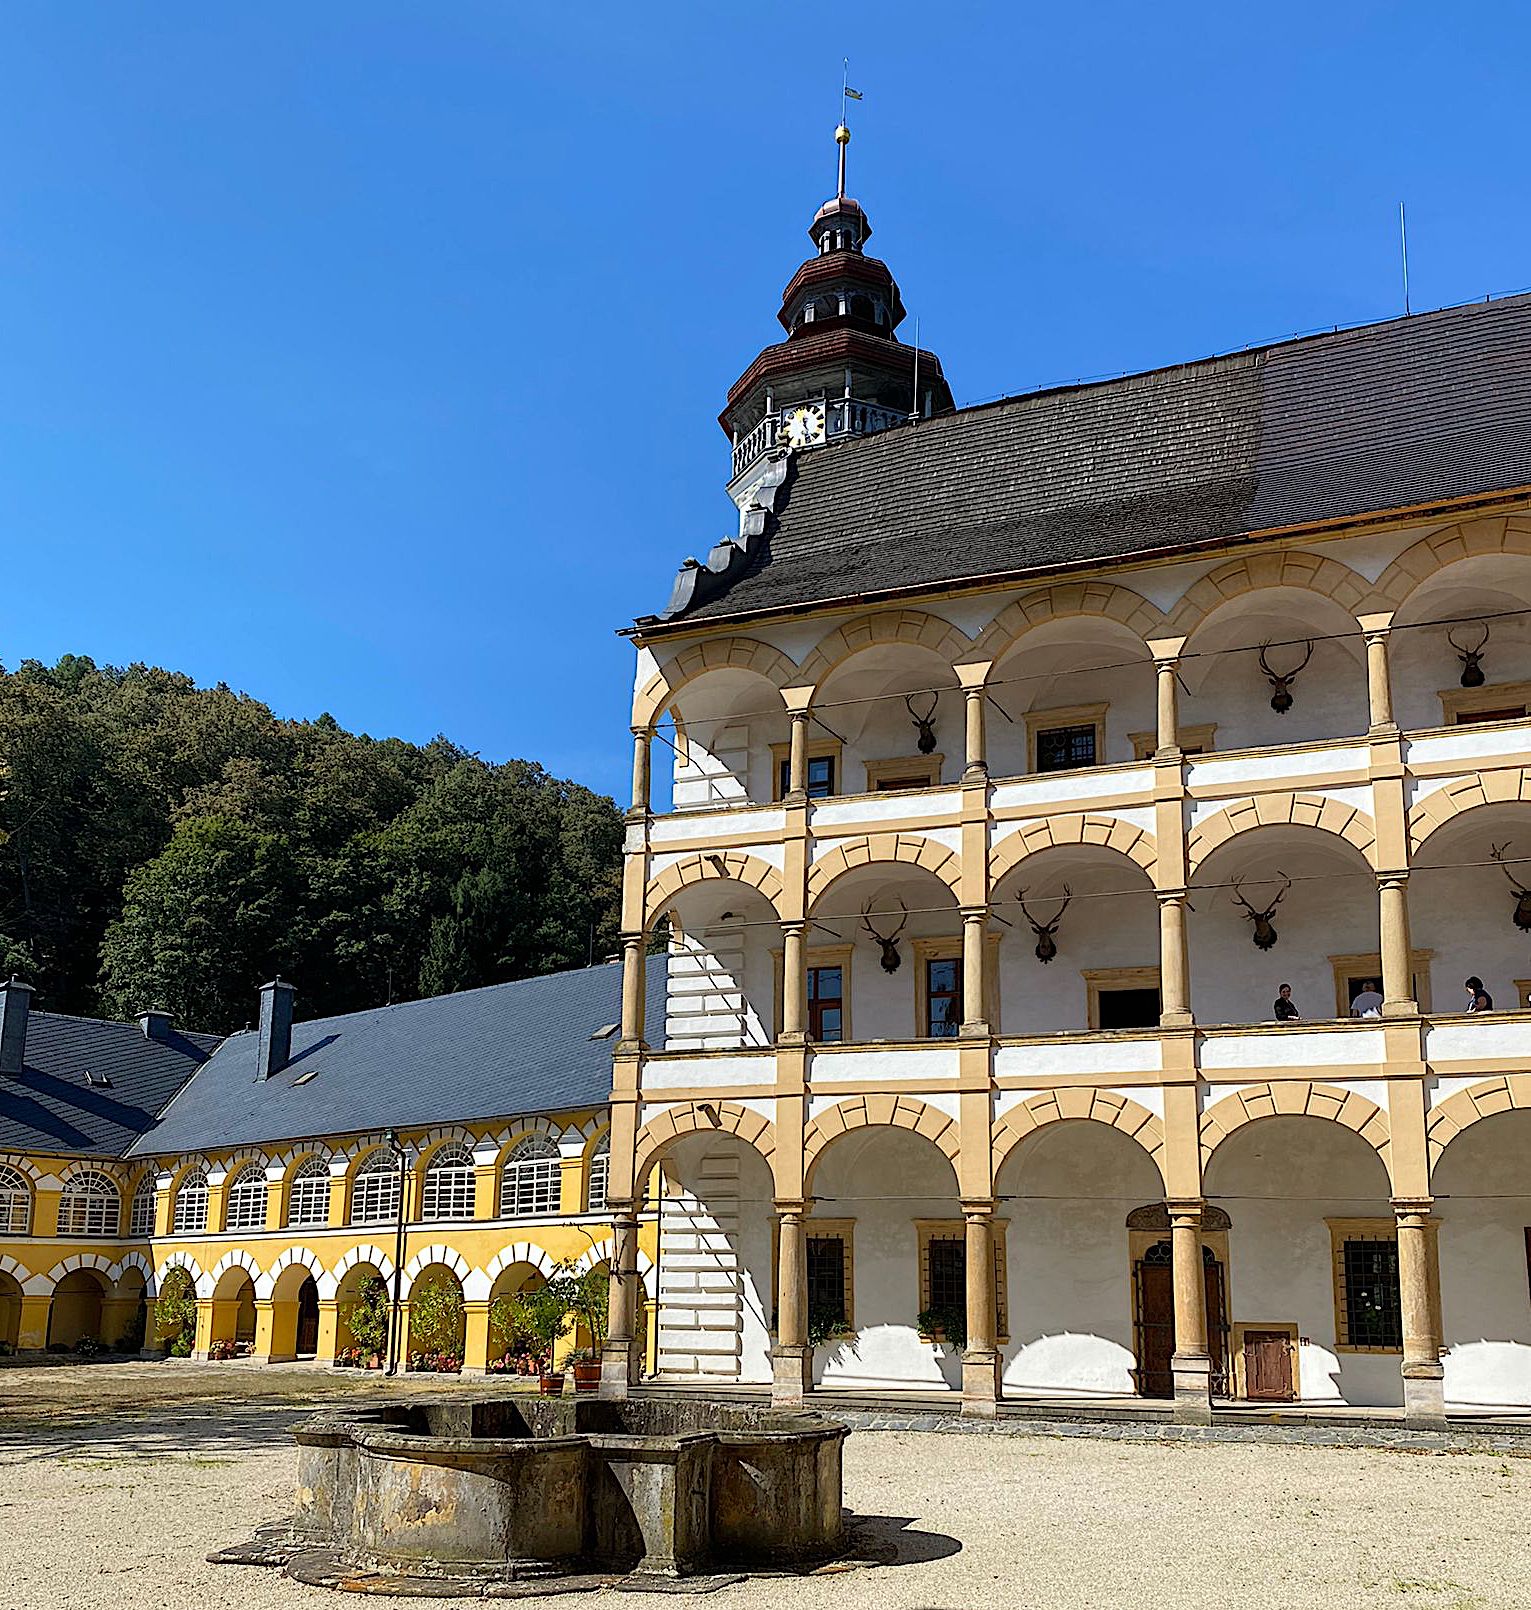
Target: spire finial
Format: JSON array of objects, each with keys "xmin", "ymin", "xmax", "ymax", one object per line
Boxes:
[{"xmin": 837, "ymin": 61, "xmax": 862, "ymax": 199}]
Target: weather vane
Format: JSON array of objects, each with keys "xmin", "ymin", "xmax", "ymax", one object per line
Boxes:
[{"xmin": 837, "ymin": 60, "xmax": 863, "ymax": 197}]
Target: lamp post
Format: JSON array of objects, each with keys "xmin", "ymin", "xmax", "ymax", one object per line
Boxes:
[{"xmin": 384, "ymin": 1129, "xmax": 409, "ymax": 1376}]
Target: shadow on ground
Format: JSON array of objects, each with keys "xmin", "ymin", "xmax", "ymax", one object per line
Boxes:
[{"xmin": 845, "ymin": 1510, "xmax": 962, "ymax": 1566}]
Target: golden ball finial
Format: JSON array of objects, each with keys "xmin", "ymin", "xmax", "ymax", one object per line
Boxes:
[{"xmin": 834, "ymin": 122, "xmax": 851, "ymax": 145}]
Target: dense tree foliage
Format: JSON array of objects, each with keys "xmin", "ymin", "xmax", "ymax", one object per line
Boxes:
[{"xmin": 0, "ymin": 657, "xmax": 623, "ymax": 1032}]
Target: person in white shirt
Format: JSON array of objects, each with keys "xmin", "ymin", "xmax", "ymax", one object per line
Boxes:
[{"xmin": 1350, "ymin": 980, "xmax": 1384, "ymax": 1018}]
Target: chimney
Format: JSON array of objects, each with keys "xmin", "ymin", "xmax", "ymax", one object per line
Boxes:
[
  {"xmin": 256, "ymin": 978, "xmax": 296, "ymax": 1080},
  {"xmin": 138, "ymin": 1009, "xmax": 174, "ymax": 1043},
  {"xmin": 0, "ymin": 977, "xmax": 33, "ymax": 1076}
]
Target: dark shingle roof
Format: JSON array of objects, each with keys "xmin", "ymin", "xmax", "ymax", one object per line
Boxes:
[
  {"xmin": 667, "ymin": 293, "xmax": 1531, "ymax": 624},
  {"xmin": 0, "ymin": 1013, "xmax": 219, "ymax": 1158},
  {"xmin": 128, "ymin": 964, "xmax": 661, "ymax": 1157}
]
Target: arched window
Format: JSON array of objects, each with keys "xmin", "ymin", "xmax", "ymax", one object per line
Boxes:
[
  {"xmin": 287, "ymin": 1156, "xmax": 332, "ymax": 1227},
  {"xmin": 129, "ymin": 1177, "xmax": 156, "ymax": 1238},
  {"xmin": 587, "ymin": 1134, "xmax": 610, "ymax": 1214},
  {"xmin": 421, "ymin": 1142, "xmax": 476, "ymax": 1221},
  {"xmin": 0, "ymin": 1164, "xmax": 32, "ymax": 1235},
  {"xmin": 57, "ymin": 1169, "xmax": 121, "ymax": 1237},
  {"xmin": 223, "ymin": 1165, "xmax": 268, "ymax": 1231},
  {"xmin": 172, "ymin": 1168, "xmax": 209, "ymax": 1234},
  {"xmin": 350, "ymin": 1148, "xmax": 401, "ymax": 1225},
  {"xmin": 499, "ymin": 1134, "xmax": 561, "ymax": 1217}
]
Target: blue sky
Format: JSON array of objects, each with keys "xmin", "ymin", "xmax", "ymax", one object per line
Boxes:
[{"xmin": 2, "ymin": 4, "xmax": 1527, "ymax": 801}]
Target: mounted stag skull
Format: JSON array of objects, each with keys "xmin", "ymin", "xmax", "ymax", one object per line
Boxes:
[
  {"xmin": 1258, "ymin": 641, "xmax": 1314, "ymax": 714},
  {"xmin": 860, "ymin": 897, "xmax": 909, "ymax": 972},
  {"xmin": 1016, "ymin": 885, "xmax": 1072, "ymax": 964},
  {"xmin": 1489, "ymin": 842, "xmax": 1531, "ymax": 931},
  {"xmin": 904, "ymin": 691, "xmax": 939, "ymax": 755},
  {"xmin": 1230, "ymin": 872, "xmax": 1290, "ymax": 951},
  {"xmin": 1448, "ymin": 622, "xmax": 1490, "ymax": 688}
]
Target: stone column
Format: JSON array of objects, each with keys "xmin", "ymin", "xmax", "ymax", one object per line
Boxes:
[
  {"xmin": 1362, "ymin": 618, "xmax": 1398, "ymax": 734},
  {"xmin": 1168, "ymin": 1199, "xmax": 1212, "ymax": 1421},
  {"xmin": 785, "ymin": 708, "xmax": 811, "ymax": 802},
  {"xmin": 771, "ymin": 1200, "xmax": 812, "ymax": 1406},
  {"xmin": 1157, "ymin": 890, "xmax": 1193, "ymax": 1027},
  {"xmin": 955, "ymin": 662, "xmax": 993, "ymax": 783},
  {"xmin": 599, "ymin": 1208, "xmax": 641, "ymax": 1398},
  {"xmin": 1394, "ymin": 1198, "xmax": 1445, "ymax": 1423},
  {"xmin": 960, "ymin": 906, "xmax": 990, "ymax": 1035},
  {"xmin": 780, "ymin": 921, "xmax": 807, "ymax": 1043},
  {"xmin": 629, "ymin": 727, "xmax": 652, "ymax": 816},
  {"xmin": 619, "ymin": 933, "xmax": 647, "ymax": 1049},
  {"xmin": 1378, "ymin": 873, "xmax": 1417, "ymax": 1015},
  {"xmin": 1154, "ymin": 655, "xmax": 1181, "ymax": 756},
  {"xmin": 961, "ymin": 1203, "xmax": 1001, "ymax": 1416}
]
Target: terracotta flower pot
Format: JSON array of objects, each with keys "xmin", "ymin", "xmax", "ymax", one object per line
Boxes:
[
  {"xmin": 538, "ymin": 1372, "xmax": 564, "ymax": 1396},
  {"xmin": 572, "ymin": 1363, "xmax": 601, "ymax": 1393}
]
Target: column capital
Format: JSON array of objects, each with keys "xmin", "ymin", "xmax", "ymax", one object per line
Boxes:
[
  {"xmin": 1146, "ymin": 634, "xmax": 1188, "ymax": 662},
  {"xmin": 1391, "ymin": 1195, "xmax": 1435, "ymax": 1221},
  {"xmin": 954, "ymin": 660, "xmax": 993, "ymax": 691},
  {"xmin": 629, "ymin": 723, "xmax": 651, "ymax": 740},
  {"xmin": 959, "ymin": 903, "xmax": 990, "ymax": 923},
  {"xmin": 1357, "ymin": 610, "xmax": 1396, "ymax": 635},
  {"xmin": 960, "ymin": 1197, "xmax": 998, "ymax": 1220},
  {"xmin": 1156, "ymin": 887, "xmax": 1190, "ymax": 907},
  {"xmin": 780, "ymin": 918, "xmax": 808, "ymax": 938},
  {"xmin": 782, "ymin": 687, "xmax": 815, "ymax": 716},
  {"xmin": 1377, "ymin": 869, "xmax": 1410, "ymax": 889},
  {"xmin": 1165, "ymin": 1196, "xmax": 1206, "ymax": 1225},
  {"xmin": 773, "ymin": 1197, "xmax": 811, "ymax": 1218}
]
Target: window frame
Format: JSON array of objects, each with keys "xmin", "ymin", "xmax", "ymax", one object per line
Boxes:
[
  {"xmin": 350, "ymin": 1149, "xmax": 402, "ymax": 1226},
  {"xmin": 863, "ymin": 754, "xmax": 945, "ymax": 792},
  {"xmin": 1437, "ymin": 680, "xmax": 1531, "ymax": 726},
  {"xmin": 772, "ymin": 942, "xmax": 853, "ymax": 1043},
  {"xmin": 1327, "ymin": 1217, "xmax": 1404, "ymax": 1354},
  {"xmin": 1083, "ymin": 966, "xmax": 1163, "ymax": 1031},
  {"xmin": 769, "ymin": 738, "xmax": 842, "ymax": 802},
  {"xmin": 587, "ymin": 1134, "xmax": 610, "ymax": 1214},
  {"xmin": 915, "ymin": 1218, "xmax": 1009, "ymax": 1343},
  {"xmin": 0, "ymin": 1164, "xmax": 33, "ymax": 1235},
  {"xmin": 1129, "ymin": 723, "xmax": 1217, "ymax": 760},
  {"xmin": 128, "ymin": 1177, "xmax": 156, "ymax": 1238},
  {"xmin": 420, "ymin": 1142, "xmax": 477, "ymax": 1222},
  {"xmin": 914, "ymin": 936, "xmax": 1000, "ymax": 1038},
  {"xmin": 222, "ymin": 1165, "xmax": 270, "ymax": 1232},
  {"xmin": 287, "ymin": 1156, "xmax": 333, "ymax": 1228},
  {"xmin": 1025, "ymin": 702, "xmax": 1109, "ymax": 775},
  {"xmin": 1327, "ymin": 950, "xmax": 1434, "ymax": 1016},
  {"xmin": 172, "ymin": 1168, "xmax": 209, "ymax": 1234},
  {"xmin": 56, "ymin": 1169, "xmax": 122, "ymax": 1238},
  {"xmin": 500, "ymin": 1134, "xmax": 562, "ymax": 1218}
]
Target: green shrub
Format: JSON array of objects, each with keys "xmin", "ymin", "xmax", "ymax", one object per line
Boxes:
[
  {"xmin": 917, "ymin": 1304, "xmax": 966, "ymax": 1350},
  {"xmin": 408, "ymin": 1271, "xmax": 464, "ymax": 1356},
  {"xmin": 344, "ymin": 1275, "xmax": 391, "ymax": 1358},
  {"xmin": 155, "ymin": 1268, "xmax": 198, "ymax": 1357}
]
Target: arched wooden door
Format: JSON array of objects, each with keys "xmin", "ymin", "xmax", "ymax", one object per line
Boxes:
[
  {"xmin": 295, "ymin": 1276, "xmax": 320, "ymax": 1357},
  {"xmin": 1133, "ymin": 1241, "xmax": 1229, "ymax": 1398}
]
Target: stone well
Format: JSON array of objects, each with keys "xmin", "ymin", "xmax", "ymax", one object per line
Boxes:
[{"xmin": 260, "ymin": 1396, "xmax": 847, "ymax": 1588}]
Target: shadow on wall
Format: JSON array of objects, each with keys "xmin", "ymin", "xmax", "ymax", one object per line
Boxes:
[{"xmin": 1003, "ymin": 1333, "xmax": 1139, "ymax": 1396}]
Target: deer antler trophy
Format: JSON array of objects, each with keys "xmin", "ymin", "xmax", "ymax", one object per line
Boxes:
[
  {"xmin": 860, "ymin": 897, "xmax": 910, "ymax": 973},
  {"xmin": 1016, "ymin": 885, "xmax": 1072, "ymax": 964},
  {"xmin": 904, "ymin": 692, "xmax": 939, "ymax": 755},
  {"xmin": 1230, "ymin": 872, "xmax": 1291, "ymax": 950},
  {"xmin": 1490, "ymin": 843, "xmax": 1531, "ymax": 931},
  {"xmin": 1448, "ymin": 622, "xmax": 1489, "ymax": 688},
  {"xmin": 1257, "ymin": 641, "xmax": 1314, "ymax": 714}
]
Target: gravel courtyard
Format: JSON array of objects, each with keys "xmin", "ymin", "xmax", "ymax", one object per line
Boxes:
[{"xmin": 2, "ymin": 1363, "xmax": 1528, "ymax": 1610}]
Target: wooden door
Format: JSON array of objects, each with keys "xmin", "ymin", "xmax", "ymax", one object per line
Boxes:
[
  {"xmin": 295, "ymin": 1276, "xmax": 320, "ymax": 1357},
  {"xmin": 1134, "ymin": 1244, "xmax": 1175, "ymax": 1397},
  {"xmin": 1204, "ymin": 1258, "xmax": 1229, "ymax": 1396},
  {"xmin": 1243, "ymin": 1331, "xmax": 1295, "ymax": 1400}
]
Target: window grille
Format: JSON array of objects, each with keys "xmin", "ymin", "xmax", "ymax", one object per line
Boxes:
[
  {"xmin": 57, "ymin": 1170, "xmax": 121, "ymax": 1237},
  {"xmin": 421, "ymin": 1142, "xmax": 476, "ymax": 1220},
  {"xmin": 1036, "ymin": 722, "xmax": 1098, "ymax": 772},
  {"xmin": 287, "ymin": 1156, "xmax": 332, "ymax": 1227},
  {"xmin": 350, "ymin": 1149, "xmax": 401, "ymax": 1225},
  {"xmin": 224, "ymin": 1166, "xmax": 269, "ymax": 1231},
  {"xmin": 807, "ymin": 1235, "xmax": 847, "ymax": 1327},
  {"xmin": 0, "ymin": 1164, "xmax": 32, "ymax": 1235},
  {"xmin": 587, "ymin": 1134, "xmax": 610, "ymax": 1213},
  {"xmin": 925, "ymin": 957, "xmax": 962, "ymax": 1038},
  {"xmin": 500, "ymin": 1134, "xmax": 561, "ymax": 1217},
  {"xmin": 128, "ymin": 1178, "xmax": 155, "ymax": 1238},
  {"xmin": 1340, "ymin": 1236, "xmax": 1403, "ymax": 1350},
  {"xmin": 173, "ymin": 1169, "xmax": 209, "ymax": 1234},
  {"xmin": 926, "ymin": 1235, "xmax": 965, "ymax": 1311}
]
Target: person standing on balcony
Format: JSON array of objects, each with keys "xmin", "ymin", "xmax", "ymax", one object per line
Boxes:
[
  {"xmin": 1350, "ymin": 980, "xmax": 1384, "ymax": 1018},
  {"xmin": 1273, "ymin": 984, "xmax": 1300, "ymax": 1022},
  {"xmin": 1465, "ymin": 976, "xmax": 1494, "ymax": 1013}
]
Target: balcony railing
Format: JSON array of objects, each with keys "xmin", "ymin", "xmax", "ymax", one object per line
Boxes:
[{"xmin": 731, "ymin": 396, "xmax": 908, "ymax": 479}]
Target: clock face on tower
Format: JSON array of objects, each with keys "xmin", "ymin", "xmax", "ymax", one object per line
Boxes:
[{"xmin": 779, "ymin": 402, "xmax": 827, "ymax": 449}]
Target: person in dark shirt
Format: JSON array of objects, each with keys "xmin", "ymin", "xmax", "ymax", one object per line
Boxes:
[
  {"xmin": 1465, "ymin": 976, "xmax": 1494, "ymax": 1012},
  {"xmin": 1273, "ymin": 984, "xmax": 1300, "ymax": 1022}
]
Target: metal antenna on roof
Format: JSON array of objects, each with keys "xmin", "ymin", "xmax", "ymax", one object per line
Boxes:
[
  {"xmin": 910, "ymin": 316, "xmax": 921, "ymax": 423},
  {"xmin": 1399, "ymin": 201, "xmax": 1411, "ymax": 316}
]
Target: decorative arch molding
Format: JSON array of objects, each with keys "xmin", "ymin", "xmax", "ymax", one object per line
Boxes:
[
  {"xmin": 1427, "ymin": 1075, "xmax": 1531, "ymax": 1166},
  {"xmin": 55, "ymin": 1157, "xmax": 128, "ymax": 1186},
  {"xmin": 795, "ymin": 608, "xmax": 975, "ymax": 695},
  {"xmin": 491, "ymin": 1115, "xmax": 565, "ymax": 1169},
  {"xmin": 156, "ymin": 1249, "xmax": 208, "ymax": 1300},
  {"xmin": 1164, "ymin": 549, "xmax": 1371, "ymax": 637},
  {"xmin": 402, "ymin": 1245, "xmax": 472, "ymax": 1300},
  {"xmin": 483, "ymin": 1243, "xmax": 558, "ymax": 1289},
  {"xmin": 964, "ymin": 581, "xmax": 1167, "ymax": 667},
  {"xmin": 633, "ymin": 637, "xmax": 797, "ymax": 732},
  {"xmin": 108, "ymin": 1251, "xmax": 154, "ymax": 1294},
  {"xmin": 1186, "ymin": 792, "xmax": 1377, "ymax": 875},
  {"xmin": 0, "ymin": 1253, "xmax": 31, "ymax": 1287},
  {"xmin": 1407, "ymin": 770, "xmax": 1531, "ymax": 854},
  {"xmin": 990, "ymin": 813, "xmax": 1158, "ymax": 886},
  {"xmin": 412, "ymin": 1127, "xmax": 481, "ymax": 1174},
  {"xmin": 1200, "ymin": 1082, "xmax": 1392, "ymax": 1175},
  {"xmin": 632, "ymin": 1101, "xmax": 777, "ymax": 1188},
  {"xmin": 208, "ymin": 1249, "xmax": 262, "ymax": 1294},
  {"xmin": 207, "ymin": 1148, "xmax": 271, "ymax": 1184},
  {"xmin": 330, "ymin": 1245, "xmax": 395, "ymax": 1289},
  {"xmin": 991, "ymin": 1092, "xmax": 1167, "ymax": 1186},
  {"xmin": 41, "ymin": 1251, "xmax": 116, "ymax": 1294},
  {"xmin": 257, "ymin": 1246, "xmax": 326, "ymax": 1302},
  {"xmin": 266, "ymin": 1143, "xmax": 337, "ymax": 1172},
  {"xmin": 1125, "ymin": 1202, "xmax": 1232, "ymax": 1232},
  {"xmin": 807, "ymin": 833, "xmax": 961, "ymax": 908},
  {"xmin": 1364, "ymin": 515, "xmax": 1531, "ymax": 615},
  {"xmin": 0, "ymin": 1154, "xmax": 46, "ymax": 1183},
  {"xmin": 644, "ymin": 851, "xmax": 785, "ymax": 930},
  {"xmin": 802, "ymin": 1095, "xmax": 960, "ymax": 1192}
]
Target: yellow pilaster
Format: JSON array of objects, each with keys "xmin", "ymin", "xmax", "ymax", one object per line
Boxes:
[
  {"xmin": 463, "ymin": 1299, "xmax": 492, "ymax": 1373},
  {"xmin": 316, "ymin": 1298, "xmax": 341, "ymax": 1364},
  {"xmin": 17, "ymin": 1294, "xmax": 50, "ymax": 1351}
]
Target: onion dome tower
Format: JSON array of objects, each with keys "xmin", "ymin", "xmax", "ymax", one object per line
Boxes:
[{"xmin": 722, "ymin": 121, "xmax": 954, "ymax": 507}]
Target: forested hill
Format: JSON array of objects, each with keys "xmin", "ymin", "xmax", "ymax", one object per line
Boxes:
[{"xmin": 0, "ymin": 656, "xmax": 624, "ymax": 1034}]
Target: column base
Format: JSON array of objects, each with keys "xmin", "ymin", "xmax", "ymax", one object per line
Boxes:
[
  {"xmin": 770, "ymin": 1344, "xmax": 813, "ymax": 1407},
  {"xmin": 1158, "ymin": 1008, "xmax": 1194, "ymax": 1028},
  {"xmin": 960, "ymin": 764, "xmax": 989, "ymax": 785},
  {"xmin": 1381, "ymin": 999, "xmax": 1420, "ymax": 1018},
  {"xmin": 1402, "ymin": 1363, "xmax": 1446, "ymax": 1426},
  {"xmin": 598, "ymin": 1337, "xmax": 639, "ymax": 1400},
  {"xmin": 961, "ymin": 1348, "xmax": 1001, "ymax": 1418},
  {"xmin": 1171, "ymin": 1353, "xmax": 1213, "ymax": 1423}
]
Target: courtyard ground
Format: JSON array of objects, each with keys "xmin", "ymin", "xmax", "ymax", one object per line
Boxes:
[{"xmin": 2, "ymin": 1362, "xmax": 1528, "ymax": 1610}]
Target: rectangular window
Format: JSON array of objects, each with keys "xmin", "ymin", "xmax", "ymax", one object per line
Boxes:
[
  {"xmin": 1096, "ymin": 987, "xmax": 1161, "ymax": 1030},
  {"xmin": 807, "ymin": 965, "xmax": 844, "ymax": 1043},
  {"xmin": 864, "ymin": 755, "xmax": 943, "ymax": 791},
  {"xmin": 917, "ymin": 1220, "xmax": 1010, "ymax": 1342},
  {"xmin": 1339, "ymin": 1236, "xmax": 1403, "ymax": 1350},
  {"xmin": 927, "ymin": 1235, "xmax": 965, "ymax": 1311},
  {"xmin": 924, "ymin": 957, "xmax": 962, "ymax": 1038},
  {"xmin": 807, "ymin": 1235, "xmax": 848, "ymax": 1328},
  {"xmin": 776, "ymin": 752, "xmax": 837, "ymax": 800},
  {"xmin": 1036, "ymin": 722, "xmax": 1097, "ymax": 772},
  {"xmin": 129, "ymin": 1184, "xmax": 155, "ymax": 1238}
]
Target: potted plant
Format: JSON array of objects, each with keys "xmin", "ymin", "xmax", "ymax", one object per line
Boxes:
[
  {"xmin": 570, "ymin": 1267, "xmax": 610, "ymax": 1390},
  {"xmin": 208, "ymin": 1337, "xmax": 238, "ymax": 1362},
  {"xmin": 343, "ymin": 1275, "xmax": 390, "ymax": 1371},
  {"xmin": 501, "ymin": 1270, "xmax": 578, "ymax": 1395},
  {"xmin": 566, "ymin": 1347, "xmax": 601, "ymax": 1392},
  {"xmin": 334, "ymin": 1344, "xmax": 362, "ymax": 1369},
  {"xmin": 807, "ymin": 1306, "xmax": 856, "ymax": 1350},
  {"xmin": 916, "ymin": 1304, "xmax": 967, "ymax": 1350}
]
